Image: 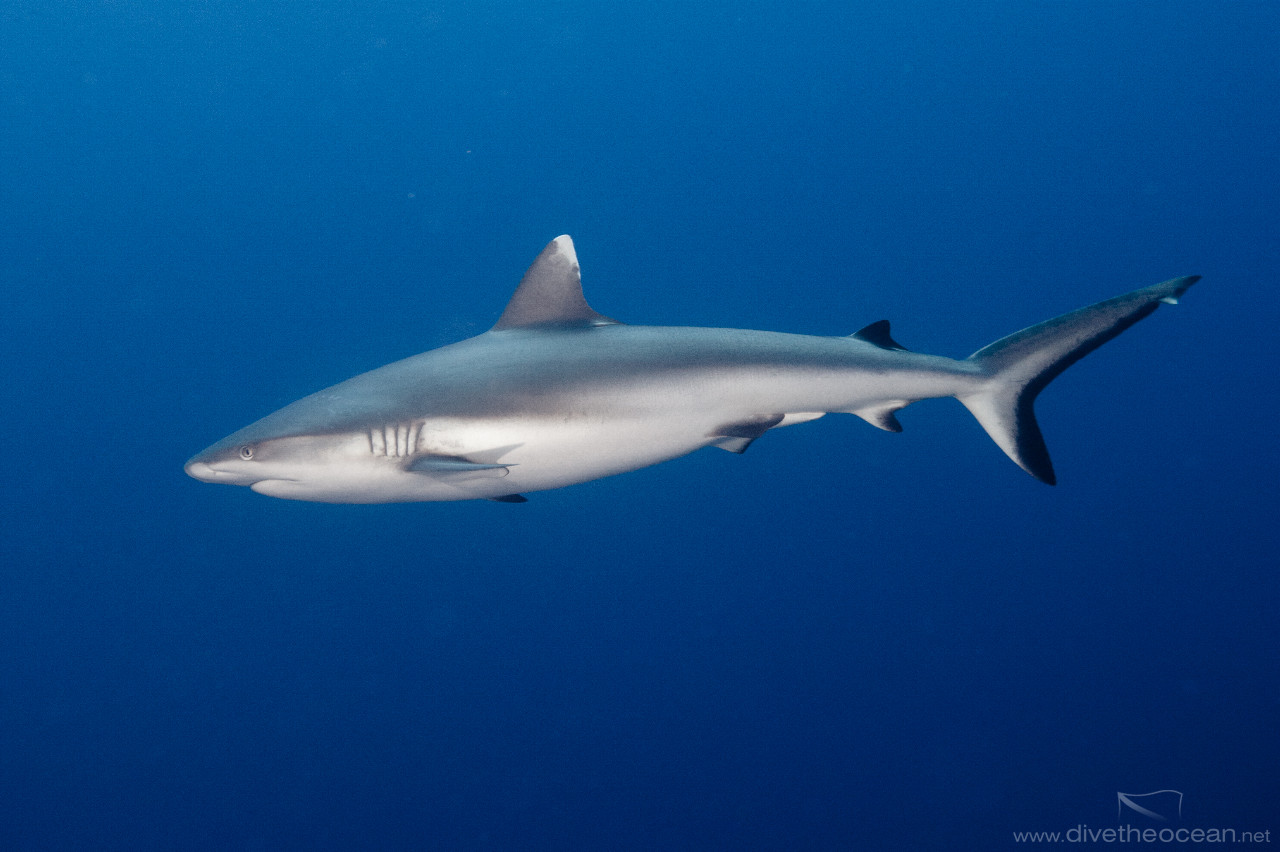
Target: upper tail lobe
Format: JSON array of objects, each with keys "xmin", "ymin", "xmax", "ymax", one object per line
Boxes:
[{"xmin": 959, "ymin": 276, "xmax": 1200, "ymax": 484}]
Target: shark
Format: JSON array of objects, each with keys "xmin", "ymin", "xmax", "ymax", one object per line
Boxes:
[{"xmin": 185, "ymin": 236, "xmax": 1198, "ymax": 503}]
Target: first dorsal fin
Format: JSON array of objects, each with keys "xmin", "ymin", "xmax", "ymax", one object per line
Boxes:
[
  {"xmin": 492, "ymin": 236, "xmax": 618, "ymax": 330},
  {"xmin": 850, "ymin": 320, "xmax": 909, "ymax": 351}
]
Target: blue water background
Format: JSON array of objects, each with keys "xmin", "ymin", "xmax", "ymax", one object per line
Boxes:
[{"xmin": 2, "ymin": 2, "xmax": 1277, "ymax": 848}]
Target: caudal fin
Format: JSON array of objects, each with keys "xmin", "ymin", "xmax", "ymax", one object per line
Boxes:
[{"xmin": 959, "ymin": 276, "xmax": 1200, "ymax": 485}]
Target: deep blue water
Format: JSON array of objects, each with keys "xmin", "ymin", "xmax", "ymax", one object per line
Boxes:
[{"xmin": 3, "ymin": 2, "xmax": 1278, "ymax": 849}]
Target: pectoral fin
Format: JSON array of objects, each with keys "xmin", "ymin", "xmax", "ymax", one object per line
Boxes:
[{"xmin": 408, "ymin": 456, "xmax": 513, "ymax": 478}]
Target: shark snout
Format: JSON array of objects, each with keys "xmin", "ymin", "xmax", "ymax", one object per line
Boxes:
[
  {"xmin": 184, "ymin": 458, "xmax": 220, "ymax": 482},
  {"xmin": 184, "ymin": 455, "xmax": 255, "ymax": 485}
]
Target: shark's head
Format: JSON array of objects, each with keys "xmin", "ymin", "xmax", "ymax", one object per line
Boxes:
[
  {"xmin": 185, "ymin": 419, "xmax": 523, "ymax": 503},
  {"xmin": 184, "ymin": 428, "xmax": 391, "ymax": 501},
  {"xmin": 183, "ymin": 374, "xmax": 441, "ymax": 502},
  {"xmin": 184, "ymin": 234, "xmax": 603, "ymax": 504},
  {"xmin": 184, "ymin": 376, "xmax": 525, "ymax": 503}
]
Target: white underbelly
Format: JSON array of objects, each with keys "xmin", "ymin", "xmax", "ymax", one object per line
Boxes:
[{"xmin": 448, "ymin": 413, "xmax": 714, "ymax": 494}]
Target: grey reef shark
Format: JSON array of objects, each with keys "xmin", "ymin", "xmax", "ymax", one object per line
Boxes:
[{"xmin": 186, "ymin": 236, "xmax": 1199, "ymax": 504}]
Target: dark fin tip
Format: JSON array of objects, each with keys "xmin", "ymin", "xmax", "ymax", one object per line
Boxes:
[
  {"xmin": 490, "ymin": 494, "xmax": 528, "ymax": 503},
  {"xmin": 851, "ymin": 320, "xmax": 909, "ymax": 351}
]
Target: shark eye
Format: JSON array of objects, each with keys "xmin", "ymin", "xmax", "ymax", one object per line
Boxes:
[{"xmin": 238, "ymin": 445, "xmax": 255, "ymax": 460}]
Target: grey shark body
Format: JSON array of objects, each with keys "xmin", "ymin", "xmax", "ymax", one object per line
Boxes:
[{"xmin": 185, "ymin": 236, "xmax": 1198, "ymax": 503}]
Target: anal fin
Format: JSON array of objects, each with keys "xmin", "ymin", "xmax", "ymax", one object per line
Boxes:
[{"xmin": 851, "ymin": 402, "xmax": 907, "ymax": 432}]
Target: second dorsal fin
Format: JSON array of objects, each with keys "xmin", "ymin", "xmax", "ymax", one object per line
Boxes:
[{"xmin": 850, "ymin": 320, "xmax": 909, "ymax": 351}]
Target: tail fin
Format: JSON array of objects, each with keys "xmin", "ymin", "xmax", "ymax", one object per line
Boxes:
[{"xmin": 959, "ymin": 276, "xmax": 1200, "ymax": 484}]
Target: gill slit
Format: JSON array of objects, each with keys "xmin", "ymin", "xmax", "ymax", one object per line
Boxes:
[{"xmin": 370, "ymin": 423, "xmax": 424, "ymax": 458}]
